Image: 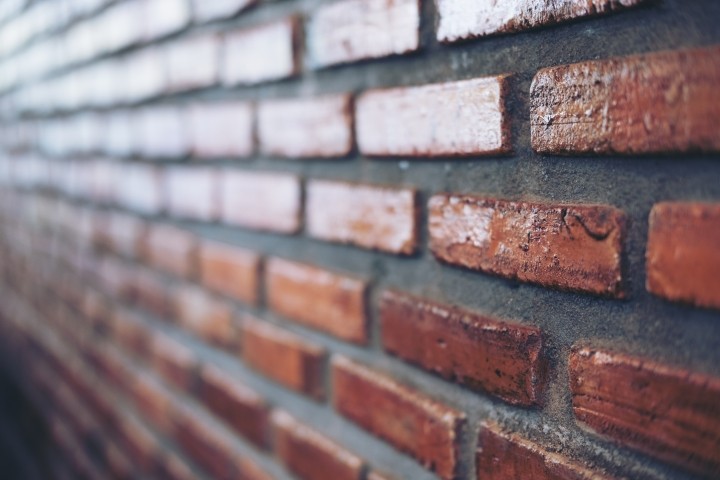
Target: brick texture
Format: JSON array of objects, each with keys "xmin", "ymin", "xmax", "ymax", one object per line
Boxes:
[
  {"xmin": 437, "ymin": 0, "xmax": 647, "ymax": 43},
  {"xmin": 266, "ymin": 257, "xmax": 368, "ymax": 343},
  {"xmin": 198, "ymin": 240, "xmax": 261, "ymax": 305},
  {"xmin": 646, "ymin": 202, "xmax": 720, "ymax": 310},
  {"xmin": 531, "ymin": 46, "xmax": 720, "ymax": 155},
  {"xmin": 140, "ymin": 224, "xmax": 198, "ymax": 279},
  {"xmin": 241, "ymin": 317, "xmax": 326, "ymax": 399},
  {"xmin": 428, "ymin": 194, "xmax": 626, "ymax": 297},
  {"xmin": 272, "ymin": 410, "xmax": 365, "ymax": 480},
  {"xmin": 476, "ymin": 422, "xmax": 611, "ymax": 480},
  {"xmin": 307, "ymin": 0, "xmax": 420, "ymax": 68},
  {"xmin": 332, "ymin": 356, "xmax": 465, "ymax": 480},
  {"xmin": 306, "ymin": 180, "xmax": 419, "ymax": 254},
  {"xmin": 165, "ymin": 167, "xmax": 219, "ymax": 221},
  {"xmin": 356, "ymin": 77, "xmax": 510, "ymax": 157},
  {"xmin": 257, "ymin": 94, "xmax": 353, "ymax": 158},
  {"xmin": 188, "ymin": 102, "xmax": 254, "ymax": 158},
  {"xmin": 380, "ymin": 290, "xmax": 547, "ymax": 406},
  {"xmin": 569, "ymin": 346, "xmax": 720, "ymax": 477}
]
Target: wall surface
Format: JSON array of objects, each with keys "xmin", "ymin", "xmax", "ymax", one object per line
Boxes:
[{"xmin": 0, "ymin": 0, "xmax": 719, "ymax": 479}]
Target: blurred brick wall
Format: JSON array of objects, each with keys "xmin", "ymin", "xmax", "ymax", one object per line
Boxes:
[{"xmin": 0, "ymin": 0, "xmax": 719, "ymax": 479}]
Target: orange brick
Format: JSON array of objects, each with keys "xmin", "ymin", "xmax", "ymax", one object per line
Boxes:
[
  {"xmin": 266, "ymin": 257, "xmax": 367, "ymax": 343},
  {"xmin": 570, "ymin": 346, "xmax": 720, "ymax": 478},
  {"xmin": 220, "ymin": 170, "xmax": 301, "ymax": 233},
  {"xmin": 437, "ymin": 0, "xmax": 646, "ymax": 43},
  {"xmin": 258, "ymin": 94, "xmax": 353, "ymax": 158},
  {"xmin": 531, "ymin": 46, "xmax": 720, "ymax": 155},
  {"xmin": 306, "ymin": 180, "xmax": 418, "ymax": 254},
  {"xmin": 476, "ymin": 422, "xmax": 611, "ymax": 480},
  {"xmin": 646, "ymin": 202, "xmax": 720, "ymax": 310},
  {"xmin": 241, "ymin": 317, "xmax": 326, "ymax": 399},
  {"xmin": 381, "ymin": 290, "xmax": 547, "ymax": 406},
  {"xmin": 356, "ymin": 77, "xmax": 510, "ymax": 157},
  {"xmin": 332, "ymin": 356, "xmax": 465, "ymax": 480},
  {"xmin": 272, "ymin": 410, "xmax": 365, "ymax": 480},
  {"xmin": 307, "ymin": 0, "xmax": 419, "ymax": 68},
  {"xmin": 428, "ymin": 194, "xmax": 625, "ymax": 297},
  {"xmin": 149, "ymin": 332, "xmax": 197, "ymax": 390},
  {"xmin": 198, "ymin": 240, "xmax": 261, "ymax": 305}
]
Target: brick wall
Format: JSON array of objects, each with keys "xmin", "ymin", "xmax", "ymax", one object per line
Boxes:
[{"xmin": 0, "ymin": 0, "xmax": 719, "ymax": 479}]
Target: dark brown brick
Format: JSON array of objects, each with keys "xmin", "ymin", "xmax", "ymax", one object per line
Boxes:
[
  {"xmin": 332, "ymin": 356, "xmax": 465, "ymax": 480},
  {"xmin": 570, "ymin": 346, "xmax": 720, "ymax": 477},
  {"xmin": 381, "ymin": 289, "xmax": 546, "ymax": 406},
  {"xmin": 429, "ymin": 194, "xmax": 625, "ymax": 297}
]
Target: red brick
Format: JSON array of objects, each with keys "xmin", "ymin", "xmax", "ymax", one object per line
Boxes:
[
  {"xmin": 258, "ymin": 94, "xmax": 353, "ymax": 158},
  {"xmin": 189, "ymin": 102, "xmax": 254, "ymax": 158},
  {"xmin": 97, "ymin": 256, "xmax": 135, "ymax": 301},
  {"xmin": 165, "ymin": 34, "xmax": 219, "ymax": 92},
  {"xmin": 531, "ymin": 46, "xmax": 720, "ymax": 155},
  {"xmin": 198, "ymin": 240, "xmax": 260, "ymax": 305},
  {"xmin": 165, "ymin": 167, "xmax": 220, "ymax": 221},
  {"xmin": 157, "ymin": 452, "xmax": 201, "ymax": 480},
  {"xmin": 428, "ymin": 194, "xmax": 626, "ymax": 297},
  {"xmin": 380, "ymin": 290, "xmax": 546, "ymax": 406},
  {"xmin": 138, "ymin": 106, "xmax": 189, "ymax": 158},
  {"xmin": 241, "ymin": 317, "xmax": 326, "ymax": 399},
  {"xmin": 174, "ymin": 284, "xmax": 237, "ymax": 347},
  {"xmin": 476, "ymin": 422, "xmax": 611, "ymax": 480},
  {"xmin": 172, "ymin": 405, "xmax": 273, "ymax": 480},
  {"xmin": 220, "ymin": 170, "xmax": 301, "ymax": 233},
  {"xmin": 306, "ymin": 180, "xmax": 419, "ymax": 254},
  {"xmin": 130, "ymin": 371, "xmax": 173, "ymax": 434},
  {"xmin": 116, "ymin": 163, "xmax": 164, "ymax": 215},
  {"xmin": 332, "ymin": 356, "xmax": 465, "ymax": 480},
  {"xmin": 114, "ymin": 415, "xmax": 160, "ymax": 472},
  {"xmin": 94, "ymin": 212, "xmax": 145, "ymax": 258},
  {"xmin": 108, "ymin": 308, "xmax": 152, "ymax": 357},
  {"xmin": 222, "ymin": 17, "xmax": 300, "ymax": 85},
  {"xmin": 437, "ymin": 0, "xmax": 646, "ymax": 43},
  {"xmin": 130, "ymin": 267, "xmax": 176, "ymax": 318},
  {"xmin": 356, "ymin": 77, "xmax": 510, "ymax": 157},
  {"xmin": 272, "ymin": 410, "xmax": 365, "ymax": 480},
  {"xmin": 569, "ymin": 346, "xmax": 720, "ymax": 477},
  {"xmin": 198, "ymin": 362, "xmax": 269, "ymax": 447},
  {"xmin": 149, "ymin": 332, "xmax": 197, "ymax": 390},
  {"xmin": 140, "ymin": 224, "xmax": 198, "ymax": 278},
  {"xmin": 646, "ymin": 202, "xmax": 720, "ymax": 310},
  {"xmin": 266, "ymin": 257, "xmax": 367, "ymax": 343},
  {"xmin": 191, "ymin": 0, "xmax": 257, "ymax": 22},
  {"xmin": 307, "ymin": 0, "xmax": 420, "ymax": 68}
]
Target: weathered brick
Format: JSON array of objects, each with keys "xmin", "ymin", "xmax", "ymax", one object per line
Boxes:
[
  {"xmin": 108, "ymin": 308, "xmax": 152, "ymax": 358},
  {"xmin": 380, "ymin": 290, "xmax": 546, "ymax": 406},
  {"xmin": 241, "ymin": 317, "xmax": 326, "ymax": 399},
  {"xmin": 174, "ymin": 285, "xmax": 236, "ymax": 347},
  {"xmin": 140, "ymin": 224, "xmax": 198, "ymax": 279},
  {"xmin": 307, "ymin": 0, "xmax": 419, "ymax": 68},
  {"xmin": 476, "ymin": 422, "xmax": 611, "ymax": 480},
  {"xmin": 428, "ymin": 194, "xmax": 625, "ymax": 297},
  {"xmin": 165, "ymin": 167, "xmax": 220, "ymax": 221},
  {"xmin": 116, "ymin": 163, "xmax": 164, "ymax": 215},
  {"xmin": 191, "ymin": 0, "xmax": 257, "ymax": 22},
  {"xmin": 198, "ymin": 363, "xmax": 269, "ymax": 448},
  {"xmin": 306, "ymin": 180, "xmax": 418, "ymax": 254},
  {"xmin": 258, "ymin": 94, "xmax": 353, "ymax": 158},
  {"xmin": 222, "ymin": 17, "xmax": 300, "ymax": 85},
  {"xmin": 220, "ymin": 170, "xmax": 301, "ymax": 233},
  {"xmin": 199, "ymin": 240, "xmax": 260, "ymax": 305},
  {"xmin": 332, "ymin": 356, "xmax": 465, "ymax": 480},
  {"xmin": 165, "ymin": 34, "xmax": 219, "ymax": 92},
  {"xmin": 569, "ymin": 346, "xmax": 720, "ymax": 478},
  {"xmin": 437, "ymin": 0, "xmax": 646, "ymax": 43},
  {"xmin": 130, "ymin": 371, "xmax": 173, "ymax": 434},
  {"xmin": 266, "ymin": 257, "xmax": 367, "ymax": 343},
  {"xmin": 356, "ymin": 77, "xmax": 510, "ymax": 157},
  {"xmin": 646, "ymin": 202, "xmax": 720, "ymax": 310},
  {"xmin": 98, "ymin": 212, "xmax": 145, "ymax": 258},
  {"xmin": 531, "ymin": 46, "xmax": 720, "ymax": 155},
  {"xmin": 272, "ymin": 410, "xmax": 365, "ymax": 480},
  {"xmin": 188, "ymin": 102, "xmax": 254, "ymax": 158},
  {"xmin": 131, "ymin": 267, "xmax": 176, "ymax": 318}
]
